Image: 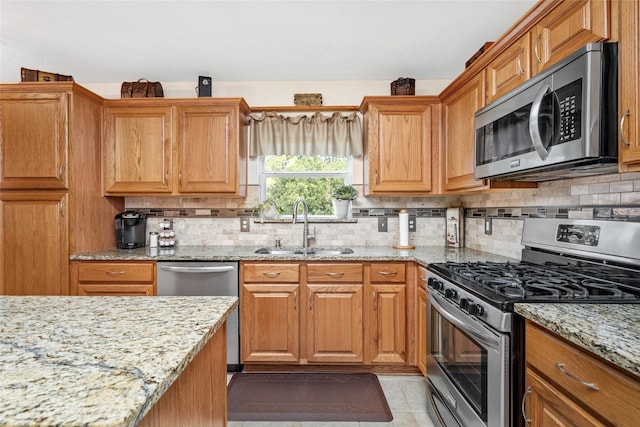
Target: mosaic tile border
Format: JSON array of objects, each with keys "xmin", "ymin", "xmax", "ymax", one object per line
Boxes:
[{"xmin": 133, "ymin": 206, "xmax": 640, "ymax": 221}]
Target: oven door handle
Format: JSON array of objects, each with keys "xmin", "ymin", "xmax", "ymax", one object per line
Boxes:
[{"xmin": 430, "ymin": 292, "xmax": 501, "ymax": 350}]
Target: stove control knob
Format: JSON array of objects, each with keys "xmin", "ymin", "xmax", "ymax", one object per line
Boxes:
[
  {"xmin": 444, "ymin": 288, "xmax": 457, "ymax": 299},
  {"xmin": 459, "ymin": 298, "xmax": 470, "ymax": 310},
  {"xmin": 430, "ymin": 279, "xmax": 444, "ymax": 291},
  {"xmin": 468, "ymin": 303, "xmax": 484, "ymax": 317}
]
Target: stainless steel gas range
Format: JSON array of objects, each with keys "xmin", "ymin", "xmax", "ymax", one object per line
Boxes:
[{"xmin": 425, "ymin": 218, "xmax": 640, "ymax": 427}]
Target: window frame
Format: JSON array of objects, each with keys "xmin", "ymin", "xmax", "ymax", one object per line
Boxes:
[{"xmin": 258, "ymin": 155, "xmax": 354, "ymax": 217}]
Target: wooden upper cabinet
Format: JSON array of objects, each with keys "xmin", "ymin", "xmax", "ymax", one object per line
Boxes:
[
  {"xmin": 619, "ymin": 0, "xmax": 640, "ymax": 171},
  {"xmin": 360, "ymin": 97, "xmax": 440, "ymax": 195},
  {"xmin": 103, "ymin": 98, "xmax": 249, "ymax": 197},
  {"xmin": 486, "ymin": 33, "xmax": 532, "ymax": 103},
  {"xmin": 442, "ymin": 72, "xmax": 487, "ymax": 193},
  {"xmin": 176, "ymin": 105, "xmax": 240, "ymax": 194},
  {"xmin": 103, "ymin": 104, "xmax": 173, "ymax": 194},
  {"xmin": 0, "ymin": 91, "xmax": 69, "ymax": 190},
  {"xmin": 531, "ymin": 0, "xmax": 609, "ymax": 75}
]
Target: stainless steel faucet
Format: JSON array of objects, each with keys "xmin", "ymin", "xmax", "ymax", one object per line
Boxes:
[{"xmin": 292, "ymin": 198, "xmax": 315, "ymax": 248}]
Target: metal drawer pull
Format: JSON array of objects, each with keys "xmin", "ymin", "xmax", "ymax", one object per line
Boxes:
[
  {"xmin": 620, "ymin": 109, "xmax": 631, "ymax": 148},
  {"xmin": 106, "ymin": 271, "xmax": 125, "ymax": 275},
  {"xmin": 534, "ymin": 33, "xmax": 543, "ymax": 63},
  {"xmin": 262, "ymin": 272, "xmax": 281, "ymax": 278},
  {"xmin": 325, "ymin": 272, "xmax": 344, "ymax": 277},
  {"xmin": 555, "ymin": 363, "xmax": 600, "ymax": 390},
  {"xmin": 293, "ymin": 289, "xmax": 297, "ymax": 311},
  {"xmin": 378, "ymin": 271, "xmax": 397, "ymax": 276},
  {"xmin": 521, "ymin": 386, "xmax": 532, "ymax": 425}
]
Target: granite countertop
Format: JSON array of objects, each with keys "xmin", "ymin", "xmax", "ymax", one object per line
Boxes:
[
  {"xmin": 515, "ymin": 303, "xmax": 640, "ymax": 379},
  {"xmin": 0, "ymin": 296, "xmax": 238, "ymax": 427},
  {"xmin": 70, "ymin": 245, "xmax": 519, "ymax": 266}
]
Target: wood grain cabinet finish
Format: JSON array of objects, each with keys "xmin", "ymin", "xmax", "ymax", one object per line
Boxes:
[
  {"xmin": 359, "ymin": 97, "xmax": 440, "ymax": 195},
  {"xmin": 485, "ymin": 33, "xmax": 532, "ymax": 104},
  {"xmin": 367, "ymin": 262, "xmax": 406, "ymax": 365},
  {"xmin": 306, "ymin": 263, "xmax": 364, "ymax": 363},
  {"xmin": 0, "ymin": 83, "xmax": 123, "ymax": 296},
  {"xmin": 523, "ymin": 321, "xmax": 640, "ymax": 426},
  {"xmin": 531, "ymin": 0, "xmax": 609, "ymax": 75},
  {"xmin": 416, "ymin": 266, "xmax": 427, "ymax": 376},
  {"xmin": 71, "ymin": 261, "xmax": 156, "ymax": 296},
  {"xmin": 0, "ymin": 91, "xmax": 68, "ymax": 190},
  {"xmin": 103, "ymin": 98, "xmax": 249, "ymax": 197},
  {"xmin": 618, "ymin": 0, "xmax": 640, "ymax": 171},
  {"xmin": 241, "ymin": 263, "xmax": 301, "ymax": 363},
  {"xmin": 0, "ymin": 191, "xmax": 68, "ymax": 295}
]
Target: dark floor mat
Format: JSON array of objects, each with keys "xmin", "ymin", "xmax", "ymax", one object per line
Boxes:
[{"xmin": 227, "ymin": 372, "xmax": 393, "ymax": 422}]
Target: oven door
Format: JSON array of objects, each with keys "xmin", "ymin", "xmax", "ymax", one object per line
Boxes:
[{"xmin": 426, "ymin": 290, "xmax": 510, "ymax": 427}]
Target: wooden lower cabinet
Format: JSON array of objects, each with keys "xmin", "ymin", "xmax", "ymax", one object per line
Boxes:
[
  {"xmin": 306, "ymin": 283, "xmax": 363, "ymax": 363},
  {"xmin": 70, "ymin": 261, "xmax": 156, "ymax": 296},
  {"xmin": 240, "ymin": 261, "xmax": 412, "ymax": 368},
  {"xmin": 523, "ymin": 321, "xmax": 640, "ymax": 426}
]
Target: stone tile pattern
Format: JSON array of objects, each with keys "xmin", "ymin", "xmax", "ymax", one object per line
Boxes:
[
  {"xmin": 0, "ymin": 296, "xmax": 237, "ymax": 427},
  {"xmin": 514, "ymin": 303, "xmax": 640, "ymax": 378},
  {"xmin": 123, "ymin": 172, "xmax": 640, "ymax": 261}
]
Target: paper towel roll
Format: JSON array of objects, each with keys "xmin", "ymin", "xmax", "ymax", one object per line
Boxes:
[{"xmin": 398, "ymin": 209, "xmax": 409, "ymax": 247}]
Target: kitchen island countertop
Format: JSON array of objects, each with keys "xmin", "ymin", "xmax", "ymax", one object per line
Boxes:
[
  {"xmin": 515, "ymin": 303, "xmax": 640, "ymax": 379},
  {"xmin": 0, "ymin": 296, "xmax": 237, "ymax": 426}
]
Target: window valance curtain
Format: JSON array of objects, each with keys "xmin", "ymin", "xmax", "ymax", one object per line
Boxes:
[{"xmin": 247, "ymin": 111, "xmax": 363, "ymax": 158}]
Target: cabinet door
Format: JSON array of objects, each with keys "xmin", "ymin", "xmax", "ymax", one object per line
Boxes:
[
  {"xmin": 241, "ymin": 283, "xmax": 300, "ymax": 363},
  {"xmin": 523, "ymin": 369, "xmax": 605, "ymax": 427},
  {"xmin": 306, "ymin": 284, "xmax": 363, "ymax": 363},
  {"xmin": 176, "ymin": 105, "xmax": 240, "ymax": 194},
  {"xmin": 364, "ymin": 100, "xmax": 435, "ymax": 194},
  {"xmin": 103, "ymin": 105, "xmax": 173, "ymax": 194},
  {"xmin": 368, "ymin": 284, "xmax": 406, "ymax": 364},
  {"xmin": 619, "ymin": 0, "xmax": 640, "ymax": 170},
  {"xmin": 486, "ymin": 33, "xmax": 531, "ymax": 103},
  {"xmin": 0, "ymin": 91, "xmax": 68, "ymax": 190},
  {"xmin": 0, "ymin": 191, "xmax": 68, "ymax": 295},
  {"xmin": 442, "ymin": 72, "xmax": 487, "ymax": 192},
  {"xmin": 531, "ymin": 0, "xmax": 609, "ymax": 75}
]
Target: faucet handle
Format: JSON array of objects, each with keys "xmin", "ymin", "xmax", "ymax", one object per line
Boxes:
[
  {"xmin": 307, "ymin": 227, "xmax": 316, "ymax": 241},
  {"xmin": 275, "ymin": 239, "xmax": 282, "ymax": 248}
]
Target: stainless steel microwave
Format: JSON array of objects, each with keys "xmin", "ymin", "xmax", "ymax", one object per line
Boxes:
[{"xmin": 474, "ymin": 42, "xmax": 618, "ymax": 182}]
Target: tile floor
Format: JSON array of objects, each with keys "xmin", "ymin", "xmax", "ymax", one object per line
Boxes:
[{"xmin": 226, "ymin": 374, "xmax": 435, "ymax": 427}]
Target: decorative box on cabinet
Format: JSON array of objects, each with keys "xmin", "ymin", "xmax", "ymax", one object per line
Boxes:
[
  {"xmin": 0, "ymin": 83, "xmax": 123, "ymax": 295},
  {"xmin": 71, "ymin": 261, "xmax": 156, "ymax": 296},
  {"xmin": 359, "ymin": 96, "xmax": 440, "ymax": 195},
  {"xmin": 523, "ymin": 321, "xmax": 640, "ymax": 426},
  {"xmin": 103, "ymin": 98, "xmax": 249, "ymax": 197}
]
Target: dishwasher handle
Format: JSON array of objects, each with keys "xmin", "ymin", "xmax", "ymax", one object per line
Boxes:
[{"xmin": 159, "ymin": 265, "xmax": 235, "ymax": 274}]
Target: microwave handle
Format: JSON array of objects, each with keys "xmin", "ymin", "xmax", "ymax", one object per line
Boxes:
[{"xmin": 529, "ymin": 82, "xmax": 555, "ymax": 161}]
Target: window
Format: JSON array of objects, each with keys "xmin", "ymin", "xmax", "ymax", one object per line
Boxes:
[{"xmin": 259, "ymin": 155, "xmax": 352, "ymax": 216}]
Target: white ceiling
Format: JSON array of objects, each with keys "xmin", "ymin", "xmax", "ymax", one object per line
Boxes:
[{"xmin": 0, "ymin": 0, "xmax": 537, "ymax": 84}]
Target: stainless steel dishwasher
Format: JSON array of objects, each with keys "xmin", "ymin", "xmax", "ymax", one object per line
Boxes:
[{"xmin": 157, "ymin": 261, "xmax": 241, "ymax": 372}]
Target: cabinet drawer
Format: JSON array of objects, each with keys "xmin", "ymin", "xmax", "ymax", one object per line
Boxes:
[
  {"xmin": 370, "ymin": 263, "xmax": 406, "ymax": 283},
  {"xmin": 243, "ymin": 263, "xmax": 299, "ymax": 283},
  {"xmin": 78, "ymin": 284, "xmax": 155, "ymax": 296},
  {"xmin": 417, "ymin": 265, "xmax": 427, "ymax": 290},
  {"xmin": 78, "ymin": 262, "xmax": 155, "ymax": 283},
  {"xmin": 526, "ymin": 322, "xmax": 640, "ymax": 425},
  {"xmin": 307, "ymin": 263, "xmax": 363, "ymax": 283}
]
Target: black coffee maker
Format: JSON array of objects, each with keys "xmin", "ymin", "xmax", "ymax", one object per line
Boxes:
[{"xmin": 115, "ymin": 211, "xmax": 147, "ymax": 249}]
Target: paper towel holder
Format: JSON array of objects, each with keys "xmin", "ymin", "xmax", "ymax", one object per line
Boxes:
[{"xmin": 393, "ymin": 209, "xmax": 415, "ymax": 249}]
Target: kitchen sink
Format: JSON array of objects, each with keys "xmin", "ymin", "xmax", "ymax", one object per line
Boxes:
[{"xmin": 254, "ymin": 247, "xmax": 354, "ymax": 256}]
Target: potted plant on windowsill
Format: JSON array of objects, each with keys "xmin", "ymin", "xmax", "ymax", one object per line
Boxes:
[
  {"xmin": 252, "ymin": 198, "xmax": 283, "ymax": 222},
  {"xmin": 331, "ymin": 185, "xmax": 357, "ymax": 219}
]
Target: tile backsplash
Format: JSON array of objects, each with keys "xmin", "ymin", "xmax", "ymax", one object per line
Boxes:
[{"xmin": 127, "ymin": 172, "xmax": 640, "ymax": 260}]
